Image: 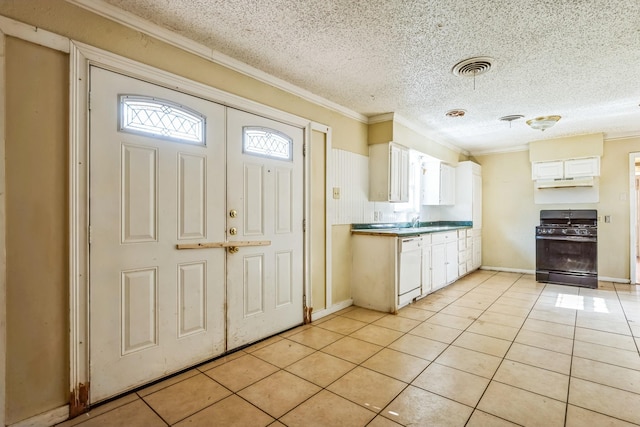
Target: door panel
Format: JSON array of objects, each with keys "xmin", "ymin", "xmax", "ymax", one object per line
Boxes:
[
  {"xmin": 226, "ymin": 109, "xmax": 304, "ymax": 350},
  {"xmin": 89, "ymin": 67, "xmax": 226, "ymax": 402}
]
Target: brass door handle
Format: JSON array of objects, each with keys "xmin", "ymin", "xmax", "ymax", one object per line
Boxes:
[
  {"xmin": 228, "ymin": 246, "xmax": 239, "ymax": 253},
  {"xmin": 229, "ymin": 227, "xmax": 237, "ymax": 235}
]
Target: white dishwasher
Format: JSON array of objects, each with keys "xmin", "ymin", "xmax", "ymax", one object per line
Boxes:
[{"xmin": 398, "ymin": 236, "xmax": 422, "ymax": 307}]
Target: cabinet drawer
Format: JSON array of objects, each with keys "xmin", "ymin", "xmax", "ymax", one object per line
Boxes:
[
  {"xmin": 432, "ymin": 231, "xmax": 457, "ymax": 244},
  {"xmin": 457, "ymin": 229, "xmax": 467, "ymax": 239}
]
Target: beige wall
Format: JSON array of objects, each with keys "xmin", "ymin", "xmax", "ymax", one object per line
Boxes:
[
  {"xmin": 529, "ymin": 133, "xmax": 604, "ymax": 162},
  {"xmin": 5, "ymin": 37, "xmax": 69, "ymax": 424},
  {"xmin": 368, "ymin": 120, "xmax": 393, "ymax": 145},
  {"xmin": 477, "ymin": 136, "xmax": 640, "ymax": 279}
]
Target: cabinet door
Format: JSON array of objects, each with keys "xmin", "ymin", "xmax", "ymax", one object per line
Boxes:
[
  {"xmin": 421, "ymin": 244, "xmax": 432, "ymax": 295},
  {"xmin": 532, "ymin": 161, "xmax": 564, "ymax": 180},
  {"xmin": 564, "ymin": 157, "xmax": 600, "ymax": 178},
  {"xmin": 388, "ymin": 143, "xmax": 409, "ymax": 202},
  {"xmin": 472, "ymin": 172, "xmax": 482, "ymax": 228},
  {"xmin": 389, "ymin": 144, "xmax": 402, "ymax": 202},
  {"xmin": 440, "ymin": 164, "xmax": 456, "ymax": 205},
  {"xmin": 473, "ymin": 236, "xmax": 482, "ymax": 269},
  {"xmin": 431, "ymin": 243, "xmax": 446, "ymax": 290},
  {"xmin": 399, "ymin": 147, "xmax": 410, "ymax": 202},
  {"xmin": 445, "ymin": 240, "xmax": 459, "ymax": 283}
]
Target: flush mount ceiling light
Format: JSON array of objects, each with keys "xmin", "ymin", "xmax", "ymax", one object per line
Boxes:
[
  {"xmin": 445, "ymin": 109, "xmax": 466, "ymax": 118},
  {"xmin": 526, "ymin": 115, "xmax": 561, "ymax": 131}
]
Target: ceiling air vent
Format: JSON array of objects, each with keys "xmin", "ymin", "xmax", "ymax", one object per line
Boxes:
[{"xmin": 452, "ymin": 57, "xmax": 494, "ymax": 77}]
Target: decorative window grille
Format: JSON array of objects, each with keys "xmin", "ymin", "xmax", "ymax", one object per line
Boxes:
[
  {"xmin": 243, "ymin": 126, "xmax": 292, "ymax": 161},
  {"xmin": 119, "ymin": 95, "xmax": 205, "ymax": 145}
]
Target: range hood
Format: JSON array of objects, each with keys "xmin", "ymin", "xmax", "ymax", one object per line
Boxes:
[{"xmin": 535, "ymin": 176, "xmax": 595, "ymax": 189}]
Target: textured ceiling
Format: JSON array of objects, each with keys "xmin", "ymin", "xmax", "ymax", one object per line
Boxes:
[{"xmin": 100, "ymin": 0, "xmax": 640, "ymax": 154}]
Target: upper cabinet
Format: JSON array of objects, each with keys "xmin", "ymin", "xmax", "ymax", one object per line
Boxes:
[
  {"xmin": 532, "ymin": 157, "xmax": 600, "ymax": 180},
  {"xmin": 369, "ymin": 142, "xmax": 410, "ymax": 202},
  {"xmin": 531, "ymin": 161, "xmax": 564, "ymax": 180},
  {"xmin": 564, "ymin": 157, "xmax": 600, "ymax": 178},
  {"xmin": 440, "ymin": 161, "xmax": 482, "ymax": 228},
  {"xmin": 421, "ymin": 161, "xmax": 455, "ymax": 205}
]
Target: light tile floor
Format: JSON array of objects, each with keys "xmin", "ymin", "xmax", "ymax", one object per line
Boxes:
[{"xmin": 58, "ymin": 271, "xmax": 640, "ymax": 426}]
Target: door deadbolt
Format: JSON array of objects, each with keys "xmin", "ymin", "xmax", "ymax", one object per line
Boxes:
[
  {"xmin": 229, "ymin": 209, "xmax": 237, "ymax": 218},
  {"xmin": 229, "ymin": 227, "xmax": 237, "ymax": 235}
]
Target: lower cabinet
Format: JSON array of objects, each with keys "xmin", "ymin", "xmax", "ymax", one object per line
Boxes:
[
  {"xmin": 472, "ymin": 229, "xmax": 482, "ymax": 270},
  {"xmin": 422, "ymin": 228, "xmax": 481, "ymax": 297},
  {"xmin": 351, "ymin": 228, "xmax": 482, "ymax": 313},
  {"xmin": 421, "ymin": 235, "xmax": 432, "ymax": 295}
]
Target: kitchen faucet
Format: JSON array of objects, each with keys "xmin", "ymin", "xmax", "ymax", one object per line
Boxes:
[{"xmin": 411, "ymin": 215, "xmax": 420, "ymax": 228}]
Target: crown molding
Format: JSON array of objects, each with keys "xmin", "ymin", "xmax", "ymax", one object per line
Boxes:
[
  {"xmin": 66, "ymin": 0, "xmax": 368, "ymax": 124},
  {"xmin": 471, "ymin": 144, "xmax": 530, "ymax": 157},
  {"xmin": 604, "ymin": 131, "xmax": 640, "ymax": 142}
]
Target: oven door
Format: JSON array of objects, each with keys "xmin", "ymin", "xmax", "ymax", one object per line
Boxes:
[{"xmin": 536, "ymin": 235, "xmax": 597, "ymax": 287}]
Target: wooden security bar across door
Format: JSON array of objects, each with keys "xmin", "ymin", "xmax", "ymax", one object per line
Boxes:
[{"xmin": 176, "ymin": 241, "xmax": 271, "ymax": 250}]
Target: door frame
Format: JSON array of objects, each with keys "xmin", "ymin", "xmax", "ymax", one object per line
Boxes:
[
  {"xmin": 69, "ymin": 42, "xmax": 322, "ymax": 411},
  {"xmin": 629, "ymin": 152, "xmax": 640, "ymax": 284}
]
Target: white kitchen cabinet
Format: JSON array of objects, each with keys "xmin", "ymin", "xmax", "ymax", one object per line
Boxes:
[
  {"xmin": 431, "ymin": 231, "xmax": 458, "ymax": 288},
  {"xmin": 351, "ymin": 233, "xmax": 423, "ymax": 313},
  {"xmin": 564, "ymin": 157, "xmax": 600, "ymax": 178},
  {"xmin": 473, "ymin": 232, "xmax": 482, "ymax": 270},
  {"xmin": 421, "ymin": 161, "xmax": 455, "ymax": 205},
  {"xmin": 457, "ymin": 230, "xmax": 467, "ymax": 277},
  {"xmin": 430, "ymin": 242, "xmax": 446, "ymax": 291},
  {"xmin": 532, "ymin": 160, "xmax": 564, "ymax": 180},
  {"xmin": 441, "ymin": 161, "xmax": 482, "ymax": 228},
  {"xmin": 369, "ymin": 142, "xmax": 410, "ymax": 202},
  {"xmin": 421, "ymin": 234, "xmax": 432, "ymax": 295},
  {"xmin": 532, "ymin": 157, "xmax": 600, "ymax": 180},
  {"xmin": 446, "ymin": 238, "xmax": 459, "ymax": 284}
]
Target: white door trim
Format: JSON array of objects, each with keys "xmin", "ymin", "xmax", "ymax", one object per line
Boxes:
[
  {"xmin": 306, "ymin": 123, "xmax": 333, "ymax": 318},
  {"xmin": 629, "ymin": 153, "xmax": 640, "ymax": 284},
  {"xmin": 69, "ymin": 41, "xmax": 317, "ymax": 412}
]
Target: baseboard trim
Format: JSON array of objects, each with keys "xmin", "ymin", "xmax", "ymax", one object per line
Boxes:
[
  {"xmin": 599, "ymin": 276, "xmax": 631, "ymax": 284},
  {"xmin": 480, "ymin": 266, "xmax": 536, "ymax": 275},
  {"xmin": 311, "ymin": 299, "xmax": 353, "ymax": 321},
  {"xmin": 10, "ymin": 405, "xmax": 69, "ymax": 427}
]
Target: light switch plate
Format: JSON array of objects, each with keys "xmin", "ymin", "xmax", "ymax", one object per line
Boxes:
[{"xmin": 332, "ymin": 187, "xmax": 340, "ymax": 199}]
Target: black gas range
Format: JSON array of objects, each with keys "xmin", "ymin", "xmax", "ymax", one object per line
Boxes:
[{"xmin": 535, "ymin": 209, "xmax": 598, "ymax": 288}]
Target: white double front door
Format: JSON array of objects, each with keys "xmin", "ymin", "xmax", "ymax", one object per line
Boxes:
[{"xmin": 89, "ymin": 67, "xmax": 303, "ymax": 402}]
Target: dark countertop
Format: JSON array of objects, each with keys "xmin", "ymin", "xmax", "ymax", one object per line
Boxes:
[{"xmin": 351, "ymin": 221, "xmax": 472, "ymax": 237}]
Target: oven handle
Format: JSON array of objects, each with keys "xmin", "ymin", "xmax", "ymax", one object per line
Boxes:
[{"xmin": 536, "ymin": 235, "xmax": 596, "ymax": 243}]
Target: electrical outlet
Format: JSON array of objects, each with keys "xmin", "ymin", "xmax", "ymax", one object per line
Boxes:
[
  {"xmin": 374, "ymin": 211, "xmax": 379, "ymax": 221},
  {"xmin": 332, "ymin": 187, "xmax": 340, "ymax": 199},
  {"xmin": 605, "ymin": 215, "xmax": 611, "ymax": 223}
]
